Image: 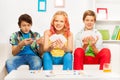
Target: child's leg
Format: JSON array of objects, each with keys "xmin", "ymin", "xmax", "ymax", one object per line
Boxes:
[
  {"xmin": 43, "ymin": 52, "xmax": 53, "ymax": 70},
  {"xmin": 63, "ymin": 52, "xmax": 72, "ymax": 70},
  {"xmin": 73, "ymin": 48, "xmax": 85, "ymax": 70},
  {"xmin": 95, "ymin": 48, "xmax": 111, "ymax": 70}
]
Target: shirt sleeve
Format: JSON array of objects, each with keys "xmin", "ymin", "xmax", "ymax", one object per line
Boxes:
[
  {"xmin": 31, "ymin": 32, "xmax": 41, "ymax": 48},
  {"xmin": 95, "ymin": 30, "xmax": 103, "ymax": 51},
  {"xmin": 75, "ymin": 32, "xmax": 83, "ymax": 48},
  {"xmin": 34, "ymin": 32, "xmax": 40, "ymax": 39},
  {"xmin": 9, "ymin": 33, "xmax": 18, "ymax": 45}
]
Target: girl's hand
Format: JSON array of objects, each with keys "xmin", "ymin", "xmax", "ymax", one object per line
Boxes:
[
  {"xmin": 56, "ymin": 39, "xmax": 64, "ymax": 49},
  {"xmin": 36, "ymin": 37, "xmax": 44, "ymax": 45},
  {"xmin": 49, "ymin": 41, "xmax": 57, "ymax": 49},
  {"xmin": 50, "ymin": 39, "xmax": 64, "ymax": 49}
]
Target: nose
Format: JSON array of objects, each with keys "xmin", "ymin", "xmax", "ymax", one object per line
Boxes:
[{"xmin": 57, "ymin": 21, "xmax": 61, "ymax": 24}]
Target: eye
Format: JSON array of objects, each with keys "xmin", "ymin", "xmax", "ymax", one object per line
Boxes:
[
  {"xmin": 54, "ymin": 20, "xmax": 58, "ymax": 22},
  {"xmin": 85, "ymin": 19, "xmax": 89, "ymax": 21},
  {"xmin": 60, "ymin": 20, "xmax": 64, "ymax": 23},
  {"xmin": 21, "ymin": 24, "xmax": 26, "ymax": 27}
]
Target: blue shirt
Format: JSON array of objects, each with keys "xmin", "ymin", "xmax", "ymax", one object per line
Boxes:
[
  {"xmin": 10, "ymin": 30, "xmax": 40, "ymax": 56},
  {"xmin": 17, "ymin": 33, "xmax": 36, "ymax": 56}
]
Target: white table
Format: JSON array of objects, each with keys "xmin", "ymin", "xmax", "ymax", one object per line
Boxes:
[{"xmin": 4, "ymin": 70, "xmax": 120, "ymax": 80}]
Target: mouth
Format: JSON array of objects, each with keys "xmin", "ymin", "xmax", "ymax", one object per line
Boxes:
[
  {"xmin": 24, "ymin": 30, "xmax": 29, "ymax": 33},
  {"xmin": 56, "ymin": 25, "xmax": 61, "ymax": 28}
]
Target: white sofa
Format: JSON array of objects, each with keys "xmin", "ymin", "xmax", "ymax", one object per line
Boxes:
[
  {"xmin": 1, "ymin": 42, "xmax": 120, "ymax": 80},
  {"xmin": 0, "ymin": 43, "xmax": 11, "ymax": 80}
]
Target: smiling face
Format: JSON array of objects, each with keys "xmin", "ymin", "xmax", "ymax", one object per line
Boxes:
[
  {"xmin": 83, "ymin": 15, "xmax": 95, "ymax": 30},
  {"xmin": 82, "ymin": 10, "xmax": 96, "ymax": 31},
  {"xmin": 50, "ymin": 11, "xmax": 70, "ymax": 36},
  {"xmin": 20, "ymin": 21, "xmax": 31, "ymax": 33},
  {"xmin": 53, "ymin": 15, "xmax": 65, "ymax": 32}
]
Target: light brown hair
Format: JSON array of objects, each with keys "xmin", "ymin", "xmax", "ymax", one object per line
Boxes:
[{"xmin": 83, "ymin": 10, "xmax": 96, "ymax": 22}]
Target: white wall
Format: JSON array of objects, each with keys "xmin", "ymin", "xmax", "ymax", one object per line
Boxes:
[{"xmin": 0, "ymin": 0, "xmax": 93, "ymax": 44}]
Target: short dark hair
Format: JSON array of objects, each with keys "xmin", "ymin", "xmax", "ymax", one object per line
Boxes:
[{"xmin": 18, "ymin": 14, "xmax": 32, "ymax": 26}]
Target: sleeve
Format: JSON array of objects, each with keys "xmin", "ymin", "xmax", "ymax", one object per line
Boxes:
[
  {"xmin": 95, "ymin": 31, "xmax": 103, "ymax": 51},
  {"xmin": 34, "ymin": 32, "xmax": 40, "ymax": 39},
  {"xmin": 9, "ymin": 33, "xmax": 18, "ymax": 45},
  {"xmin": 74, "ymin": 32, "xmax": 83, "ymax": 49},
  {"xmin": 32, "ymin": 32, "xmax": 41, "ymax": 48}
]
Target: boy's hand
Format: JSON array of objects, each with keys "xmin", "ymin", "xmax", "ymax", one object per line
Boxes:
[
  {"xmin": 22, "ymin": 38, "xmax": 33, "ymax": 45},
  {"xmin": 89, "ymin": 36, "xmax": 98, "ymax": 46},
  {"xmin": 82, "ymin": 37, "xmax": 89, "ymax": 45},
  {"xmin": 18, "ymin": 38, "xmax": 33, "ymax": 49}
]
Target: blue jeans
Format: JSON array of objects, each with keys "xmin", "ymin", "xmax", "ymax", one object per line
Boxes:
[
  {"xmin": 43, "ymin": 52, "xmax": 72, "ymax": 70},
  {"xmin": 6, "ymin": 55, "xmax": 42, "ymax": 73}
]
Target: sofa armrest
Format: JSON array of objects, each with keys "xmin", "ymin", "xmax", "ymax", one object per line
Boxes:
[{"xmin": 0, "ymin": 43, "xmax": 12, "ymax": 79}]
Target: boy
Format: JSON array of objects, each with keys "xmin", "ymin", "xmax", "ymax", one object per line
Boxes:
[
  {"xmin": 6, "ymin": 14, "xmax": 42, "ymax": 73},
  {"xmin": 73, "ymin": 10, "xmax": 111, "ymax": 70}
]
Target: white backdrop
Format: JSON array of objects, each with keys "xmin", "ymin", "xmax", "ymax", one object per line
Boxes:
[{"xmin": 0, "ymin": 0, "xmax": 93, "ymax": 43}]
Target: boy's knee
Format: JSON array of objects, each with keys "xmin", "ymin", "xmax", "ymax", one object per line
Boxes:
[
  {"xmin": 74, "ymin": 48, "xmax": 84, "ymax": 57},
  {"xmin": 6, "ymin": 59, "xmax": 14, "ymax": 66},
  {"xmin": 101, "ymin": 48, "xmax": 111, "ymax": 56}
]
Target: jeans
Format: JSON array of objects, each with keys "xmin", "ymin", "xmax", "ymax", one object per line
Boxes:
[
  {"xmin": 6, "ymin": 55, "xmax": 42, "ymax": 73},
  {"xmin": 43, "ymin": 52, "xmax": 73, "ymax": 70}
]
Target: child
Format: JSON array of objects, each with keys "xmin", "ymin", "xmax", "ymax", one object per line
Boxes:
[
  {"xmin": 73, "ymin": 10, "xmax": 111, "ymax": 70},
  {"xmin": 6, "ymin": 14, "xmax": 42, "ymax": 73},
  {"xmin": 43, "ymin": 11, "xmax": 73, "ymax": 70}
]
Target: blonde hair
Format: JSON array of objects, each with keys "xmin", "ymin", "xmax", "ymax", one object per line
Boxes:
[{"xmin": 50, "ymin": 11, "xmax": 70, "ymax": 37}]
